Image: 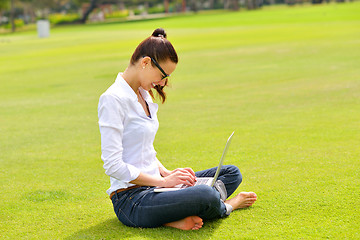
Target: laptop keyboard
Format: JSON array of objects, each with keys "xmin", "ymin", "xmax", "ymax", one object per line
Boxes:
[{"xmin": 195, "ymin": 178, "xmax": 209, "ymax": 185}]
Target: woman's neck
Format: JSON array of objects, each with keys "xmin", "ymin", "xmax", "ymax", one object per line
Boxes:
[{"xmin": 122, "ymin": 66, "xmax": 140, "ymax": 94}]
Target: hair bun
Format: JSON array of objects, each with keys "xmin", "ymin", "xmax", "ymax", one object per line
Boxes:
[{"xmin": 152, "ymin": 28, "xmax": 167, "ymax": 39}]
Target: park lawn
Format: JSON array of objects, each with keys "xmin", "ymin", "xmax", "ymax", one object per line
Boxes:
[{"xmin": 1, "ymin": 2, "xmax": 359, "ymax": 239}]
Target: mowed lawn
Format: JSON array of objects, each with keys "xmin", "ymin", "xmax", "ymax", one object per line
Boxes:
[{"xmin": 1, "ymin": 2, "xmax": 359, "ymax": 239}]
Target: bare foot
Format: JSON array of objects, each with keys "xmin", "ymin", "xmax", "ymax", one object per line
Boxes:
[
  {"xmin": 225, "ymin": 192, "xmax": 257, "ymax": 210},
  {"xmin": 164, "ymin": 216, "xmax": 204, "ymax": 230}
]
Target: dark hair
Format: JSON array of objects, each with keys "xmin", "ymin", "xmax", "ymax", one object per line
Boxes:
[{"xmin": 130, "ymin": 28, "xmax": 178, "ymax": 103}]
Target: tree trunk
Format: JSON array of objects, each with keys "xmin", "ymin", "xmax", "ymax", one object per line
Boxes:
[
  {"xmin": 164, "ymin": 0, "xmax": 169, "ymax": 13},
  {"xmin": 232, "ymin": 0, "xmax": 239, "ymax": 10},
  {"xmin": 10, "ymin": 0, "xmax": 15, "ymax": 32},
  {"xmin": 190, "ymin": 0, "xmax": 198, "ymax": 12},
  {"xmin": 182, "ymin": 0, "xmax": 186, "ymax": 12},
  {"xmin": 208, "ymin": 0, "xmax": 215, "ymax": 9},
  {"xmin": 80, "ymin": 0, "xmax": 99, "ymax": 24},
  {"xmin": 246, "ymin": 0, "xmax": 254, "ymax": 9},
  {"xmin": 224, "ymin": 0, "xmax": 230, "ymax": 9}
]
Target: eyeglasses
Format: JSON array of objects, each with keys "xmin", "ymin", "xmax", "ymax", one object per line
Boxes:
[{"xmin": 150, "ymin": 57, "xmax": 170, "ymax": 80}]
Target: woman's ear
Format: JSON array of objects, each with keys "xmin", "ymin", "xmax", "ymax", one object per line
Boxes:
[{"xmin": 140, "ymin": 56, "xmax": 151, "ymax": 69}]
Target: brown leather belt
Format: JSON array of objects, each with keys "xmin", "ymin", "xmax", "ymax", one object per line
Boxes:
[{"xmin": 109, "ymin": 185, "xmax": 141, "ymax": 199}]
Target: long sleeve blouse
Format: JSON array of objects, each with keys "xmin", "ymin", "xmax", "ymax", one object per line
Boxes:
[{"xmin": 98, "ymin": 73, "xmax": 161, "ymax": 195}]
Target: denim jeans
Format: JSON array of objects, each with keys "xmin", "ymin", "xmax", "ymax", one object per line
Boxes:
[{"xmin": 111, "ymin": 165, "xmax": 242, "ymax": 228}]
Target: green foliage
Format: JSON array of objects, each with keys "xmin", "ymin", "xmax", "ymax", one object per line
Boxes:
[
  {"xmin": 0, "ymin": 0, "xmax": 8, "ymax": 10},
  {"xmin": 105, "ymin": 10, "xmax": 129, "ymax": 19},
  {"xmin": 3, "ymin": 18, "xmax": 24, "ymax": 28},
  {"xmin": 148, "ymin": 5, "xmax": 165, "ymax": 14},
  {"xmin": 133, "ymin": 8, "xmax": 143, "ymax": 15},
  {"xmin": 0, "ymin": 2, "xmax": 359, "ymax": 239},
  {"xmin": 48, "ymin": 13, "xmax": 80, "ymax": 25}
]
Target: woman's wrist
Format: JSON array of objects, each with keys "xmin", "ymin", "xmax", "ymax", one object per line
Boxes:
[
  {"xmin": 161, "ymin": 177, "xmax": 167, "ymax": 187},
  {"xmin": 159, "ymin": 167, "xmax": 171, "ymax": 177},
  {"xmin": 130, "ymin": 172, "xmax": 167, "ymax": 187},
  {"xmin": 156, "ymin": 176, "xmax": 167, "ymax": 187}
]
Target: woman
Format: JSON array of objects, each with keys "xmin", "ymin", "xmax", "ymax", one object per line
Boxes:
[{"xmin": 98, "ymin": 28, "xmax": 257, "ymax": 230}]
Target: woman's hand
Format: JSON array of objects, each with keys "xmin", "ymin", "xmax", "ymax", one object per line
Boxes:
[
  {"xmin": 161, "ymin": 168, "xmax": 197, "ymax": 188},
  {"xmin": 129, "ymin": 168, "xmax": 197, "ymax": 188}
]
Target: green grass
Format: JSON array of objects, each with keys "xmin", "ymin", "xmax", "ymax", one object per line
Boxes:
[{"xmin": 1, "ymin": 2, "xmax": 359, "ymax": 239}]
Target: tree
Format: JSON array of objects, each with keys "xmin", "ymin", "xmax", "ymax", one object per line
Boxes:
[
  {"xmin": 80, "ymin": 0, "xmax": 98, "ymax": 23},
  {"xmin": 0, "ymin": 0, "xmax": 15, "ymax": 32},
  {"xmin": 231, "ymin": 0, "xmax": 239, "ymax": 10},
  {"xmin": 0, "ymin": 0, "xmax": 9, "ymax": 30},
  {"xmin": 164, "ymin": 0, "xmax": 168, "ymax": 13},
  {"xmin": 27, "ymin": 0, "xmax": 55, "ymax": 18},
  {"xmin": 182, "ymin": 0, "xmax": 186, "ymax": 12},
  {"xmin": 10, "ymin": 0, "xmax": 15, "ymax": 32},
  {"xmin": 79, "ymin": 0, "xmax": 122, "ymax": 24},
  {"xmin": 0, "ymin": 0, "xmax": 8, "ymax": 10}
]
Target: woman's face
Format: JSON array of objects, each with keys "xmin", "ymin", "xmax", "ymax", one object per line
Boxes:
[{"xmin": 140, "ymin": 57, "xmax": 177, "ymax": 91}]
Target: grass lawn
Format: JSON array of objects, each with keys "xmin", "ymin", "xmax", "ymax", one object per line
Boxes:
[{"xmin": 1, "ymin": 2, "xmax": 359, "ymax": 239}]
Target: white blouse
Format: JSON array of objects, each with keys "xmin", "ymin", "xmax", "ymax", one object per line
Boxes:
[{"xmin": 98, "ymin": 73, "xmax": 161, "ymax": 195}]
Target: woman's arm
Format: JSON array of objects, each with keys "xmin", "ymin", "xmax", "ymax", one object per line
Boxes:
[
  {"xmin": 130, "ymin": 172, "xmax": 165, "ymax": 187},
  {"xmin": 140, "ymin": 158, "xmax": 196, "ymax": 187},
  {"xmin": 98, "ymin": 94, "xmax": 141, "ymax": 182},
  {"xmin": 130, "ymin": 168, "xmax": 197, "ymax": 188}
]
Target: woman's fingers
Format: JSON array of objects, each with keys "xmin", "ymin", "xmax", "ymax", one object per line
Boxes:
[
  {"xmin": 173, "ymin": 168, "xmax": 196, "ymax": 181},
  {"xmin": 183, "ymin": 167, "xmax": 196, "ymax": 177},
  {"xmin": 175, "ymin": 171, "xmax": 196, "ymax": 185},
  {"xmin": 173, "ymin": 168, "xmax": 195, "ymax": 176},
  {"xmin": 164, "ymin": 168, "xmax": 198, "ymax": 187},
  {"xmin": 166, "ymin": 171, "xmax": 196, "ymax": 186}
]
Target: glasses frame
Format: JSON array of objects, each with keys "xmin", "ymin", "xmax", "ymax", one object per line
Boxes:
[{"xmin": 150, "ymin": 57, "xmax": 170, "ymax": 80}]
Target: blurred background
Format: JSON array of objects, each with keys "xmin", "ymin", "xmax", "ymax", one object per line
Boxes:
[{"xmin": 0, "ymin": 0, "xmax": 353, "ymax": 33}]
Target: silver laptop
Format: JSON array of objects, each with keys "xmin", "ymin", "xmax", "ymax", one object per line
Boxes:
[{"xmin": 154, "ymin": 131, "xmax": 235, "ymax": 192}]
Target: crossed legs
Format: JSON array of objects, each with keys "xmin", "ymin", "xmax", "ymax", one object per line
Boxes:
[
  {"xmin": 164, "ymin": 191, "xmax": 257, "ymax": 230},
  {"xmin": 164, "ymin": 166, "xmax": 257, "ymax": 230},
  {"xmin": 112, "ymin": 166, "xmax": 257, "ymax": 230}
]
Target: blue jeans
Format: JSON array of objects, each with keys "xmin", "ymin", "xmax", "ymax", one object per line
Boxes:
[{"xmin": 111, "ymin": 165, "xmax": 242, "ymax": 228}]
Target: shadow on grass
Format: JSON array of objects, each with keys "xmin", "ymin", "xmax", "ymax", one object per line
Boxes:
[{"xmin": 65, "ymin": 217, "xmax": 222, "ymax": 240}]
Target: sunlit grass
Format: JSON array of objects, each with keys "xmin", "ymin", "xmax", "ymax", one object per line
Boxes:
[{"xmin": 1, "ymin": 2, "xmax": 359, "ymax": 239}]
